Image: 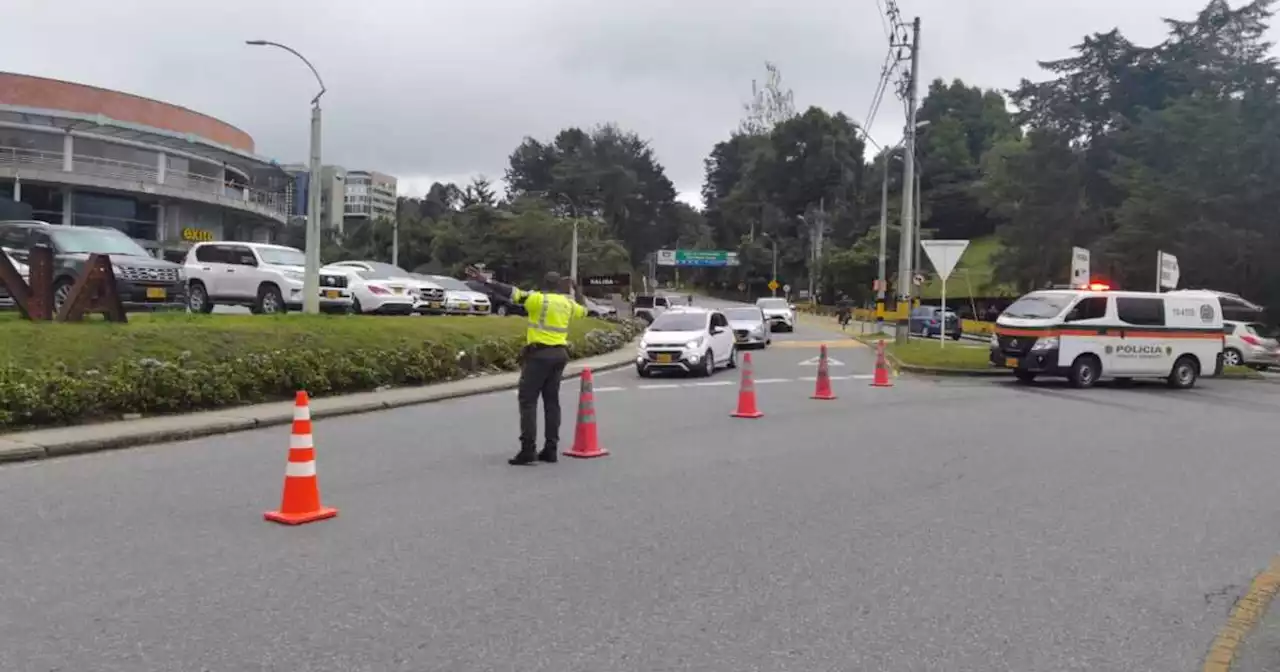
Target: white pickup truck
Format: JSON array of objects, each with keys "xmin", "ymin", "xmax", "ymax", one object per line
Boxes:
[{"xmin": 632, "ymin": 294, "xmax": 674, "ymax": 323}]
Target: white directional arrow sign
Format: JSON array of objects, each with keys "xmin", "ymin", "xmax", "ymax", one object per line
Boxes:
[{"xmin": 799, "ymin": 355, "xmax": 845, "ymax": 366}]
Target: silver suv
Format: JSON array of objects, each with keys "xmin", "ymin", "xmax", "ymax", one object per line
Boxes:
[{"xmin": 184, "ymin": 242, "xmax": 352, "ymax": 314}]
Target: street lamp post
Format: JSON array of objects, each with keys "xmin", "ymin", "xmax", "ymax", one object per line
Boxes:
[
  {"xmin": 763, "ymin": 233, "xmax": 778, "ymax": 297},
  {"xmin": 555, "ymin": 195, "xmax": 580, "ymax": 283},
  {"xmin": 247, "ymin": 40, "xmax": 326, "ymax": 314}
]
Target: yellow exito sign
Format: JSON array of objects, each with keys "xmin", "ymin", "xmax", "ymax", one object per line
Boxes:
[{"xmin": 181, "ymin": 227, "xmax": 214, "ymax": 242}]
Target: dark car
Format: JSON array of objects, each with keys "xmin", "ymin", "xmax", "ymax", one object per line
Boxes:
[
  {"xmin": 465, "ymin": 280, "xmax": 526, "ymax": 316},
  {"xmin": 909, "ymin": 305, "xmax": 962, "ymax": 340},
  {"xmin": 0, "ymin": 220, "xmax": 187, "ymax": 313}
]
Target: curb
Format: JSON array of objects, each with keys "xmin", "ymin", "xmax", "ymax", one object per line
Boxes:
[
  {"xmin": 0, "ymin": 339, "xmax": 640, "ymax": 464},
  {"xmin": 879, "ymin": 348, "xmax": 1009, "ymax": 378}
]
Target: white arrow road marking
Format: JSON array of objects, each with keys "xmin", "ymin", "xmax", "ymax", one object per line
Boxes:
[{"xmin": 798, "ymin": 356, "xmax": 845, "ymax": 366}]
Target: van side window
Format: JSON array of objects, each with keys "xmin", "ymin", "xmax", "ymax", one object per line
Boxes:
[
  {"xmin": 1116, "ymin": 297, "xmax": 1165, "ymax": 326},
  {"xmin": 1065, "ymin": 297, "xmax": 1108, "ymax": 322}
]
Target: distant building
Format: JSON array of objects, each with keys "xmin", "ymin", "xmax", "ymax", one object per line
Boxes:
[
  {"xmin": 283, "ymin": 163, "xmax": 346, "ymax": 234},
  {"xmin": 343, "ymin": 170, "xmax": 397, "ymax": 225},
  {"xmin": 0, "ymin": 71, "xmax": 289, "ymax": 251}
]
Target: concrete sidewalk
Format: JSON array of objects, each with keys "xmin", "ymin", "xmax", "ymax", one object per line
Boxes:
[{"xmin": 0, "ymin": 340, "xmax": 639, "ymax": 463}]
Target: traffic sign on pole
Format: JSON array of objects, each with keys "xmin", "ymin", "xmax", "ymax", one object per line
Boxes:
[
  {"xmin": 655, "ymin": 249, "xmax": 740, "ymax": 267},
  {"xmin": 768, "ymin": 279, "xmax": 779, "ymax": 292},
  {"xmin": 783, "ymin": 284, "xmax": 791, "ymax": 293},
  {"xmin": 920, "ymin": 240, "xmax": 970, "ymax": 350}
]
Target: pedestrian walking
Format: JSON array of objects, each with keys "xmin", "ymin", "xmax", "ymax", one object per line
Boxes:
[{"xmin": 464, "ymin": 266, "xmax": 588, "ymax": 465}]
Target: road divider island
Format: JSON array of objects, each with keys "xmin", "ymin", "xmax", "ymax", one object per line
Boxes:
[{"xmin": 0, "ymin": 312, "xmax": 645, "ymax": 431}]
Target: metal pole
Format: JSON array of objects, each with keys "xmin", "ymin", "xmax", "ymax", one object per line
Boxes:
[
  {"xmin": 247, "ymin": 40, "xmax": 325, "ymax": 315},
  {"xmin": 876, "ymin": 150, "xmax": 889, "ymax": 317},
  {"xmin": 1155, "ymin": 251, "xmax": 1162, "ymax": 293},
  {"xmin": 913, "ymin": 171, "xmax": 922, "ymax": 285},
  {"xmin": 391, "ymin": 216, "xmax": 399, "ymax": 268},
  {"xmin": 894, "ymin": 16, "xmax": 921, "ymax": 343},
  {"xmin": 771, "ymin": 239, "xmax": 778, "ymax": 297},
  {"xmin": 570, "ymin": 219, "xmax": 579, "ymax": 283},
  {"xmin": 303, "ymin": 103, "xmax": 322, "ymax": 314}
]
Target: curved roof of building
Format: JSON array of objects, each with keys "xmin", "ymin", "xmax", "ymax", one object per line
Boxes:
[{"xmin": 0, "ymin": 72, "xmax": 254, "ymax": 152}]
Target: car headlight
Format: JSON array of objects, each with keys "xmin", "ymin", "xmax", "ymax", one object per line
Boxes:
[
  {"xmin": 989, "ymin": 333, "xmax": 998, "ymax": 347},
  {"xmin": 685, "ymin": 337, "xmax": 705, "ymax": 350},
  {"xmin": 111, "ymin": 264, "xmax": 124, "ymax": 276},
  {"xmin": 282, "ymin": 270, "xmax": 305, "ymax": 282},
  {"xmin": 1031, "ymin": 336, "xmax": 1059, "ymax": 351},
  {"xmin": 176, "ymin": 268, "xmax": 186, "ymax": 282}
]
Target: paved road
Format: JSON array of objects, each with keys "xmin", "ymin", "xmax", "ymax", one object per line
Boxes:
[{"xmin": 3, "ymin": 295, "xmax": 1280, "ymax": 671}]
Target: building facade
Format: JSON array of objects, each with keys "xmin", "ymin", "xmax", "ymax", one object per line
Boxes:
[
  {"xmin": 343, "ymin": 170, "xmax": 397, "ymax": 225},
  {"xmin": 283, "ymin": 163, "xmax": 348, "ymax": 234},
  {"xmin": 0, "ymin": 72, "xmax": 291, "ymax": 255}
]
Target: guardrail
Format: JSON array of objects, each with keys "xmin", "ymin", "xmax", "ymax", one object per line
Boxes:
[{"xmin": 0, "ymin": 145, "xmax": 288, "ymax": 219}]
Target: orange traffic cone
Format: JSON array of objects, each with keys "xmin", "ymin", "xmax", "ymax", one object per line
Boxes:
[
  {"xmin": 564, "ymin": 368, "xmax": 609, "ymax": 458},
  {"xmin": 264, "ymin": 391, "xmax": 338, "ymax": 525},
  {"xmin": 731, "ymin": 352, "xmax": 764, "ymax": 418},
  {"xmin": 812, "ymin": 344, "xmax": 837, "ymax": 400},
  {"xmin": 870, "ymin": 340, "xmax": 894, "ymax": 388}
]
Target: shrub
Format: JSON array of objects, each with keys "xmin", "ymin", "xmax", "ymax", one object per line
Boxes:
[{"xmin": 0, "ymin": 312, "xmax": 645, "ymax": 430}]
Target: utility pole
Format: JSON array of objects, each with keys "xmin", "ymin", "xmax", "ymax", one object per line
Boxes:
[
  {"xmin": 912, "ymin": 171, "xmax": 922, "ymax": 281},
  {"xmin": 391, "ymin": 216, "xmax": 399, "ymax": 268},
  {"xmin": 892, "ymin": 16, "xmax": 921, "ymax": 343},
  {"xmin": 876, "ymin": 152, "xmax": 889, "ymax": 320}
]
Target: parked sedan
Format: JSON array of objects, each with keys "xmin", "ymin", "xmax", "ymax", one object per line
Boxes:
[
  {"xmin": 328, "ymin": 260, "xmax": 446, "ymax": 310},
  {"xmin": 1223, "ymin": 320, "xmax": 1280, "ymax": 369},
  {"xmin": 323, "ymin": 266, "xmax": 417, "ymax": 315},
  {"xmin": 909, "ymin": 306, "xmax": 963, "ymax": 340},
  {"xmin": 724, "ymin": 306, "xmax": 771, "ymax": 348},
  {"xmin": 584, "ymin": 297, "xmax": 618, "ymax": 319},
  {"xmin": 422, "ymin": 274, "xmax": 491, "ymax": 315},
  {"xmin": 466, "ymin": 280, "xmax": 525, "ymax": 316}
]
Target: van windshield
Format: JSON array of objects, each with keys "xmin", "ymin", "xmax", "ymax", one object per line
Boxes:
[{"xmin": 1002, "ymin": 293, "xmax": 1073, "ymax": 319}]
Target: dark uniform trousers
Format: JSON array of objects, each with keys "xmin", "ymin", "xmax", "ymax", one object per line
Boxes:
[{"xmin": 517, "ymin": 344, "xmax": 570, "ymax": 451}]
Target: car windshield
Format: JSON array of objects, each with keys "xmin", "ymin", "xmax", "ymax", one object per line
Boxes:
[
  {"xmin": 648, "ymin": 313, "xmax": 706, "ymax": 331},
  {"xmin": 726, "ymin": 308, "xmax": 763, "ymax": 322},
  {"xmin": 424, "ymin": 276, "xmax": 468, "ymax": 291},
  {"xmin": 50, "ymin": 228, "xmax": 150, "ymax": 257},
  {"xmin": 1002, "ymin": 293, "xmax": 1073, "ymax": 319},
  {"xmin": 757, "ymin": 298, "xmax": 789, "ymax": 310},
  {"xmin": 256, "ymin": 247, "xmax": 305, "ymax": 266},
  {"xmin": 634, "ymin": 296, "xmax": 655, "ymax": 308}
]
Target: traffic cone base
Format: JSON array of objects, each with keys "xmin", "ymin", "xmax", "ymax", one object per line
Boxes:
[
  {"xmin": 731, "ymin": 352, "xmax": 764, "ymax": 418},
  {"xmin": 265, "ymin": 390, "xmax": 338, "ymax": 526},
  {"xmin": 812, "ymin": 343, "xmax": 837, "ymax": 400},
  {"xmin": 564, "ymin": 368, "xmax": 609, "ymax": 458},
  {"xmin": 264, "ymin": 507, "xmax": 338, "ymax": 525}
]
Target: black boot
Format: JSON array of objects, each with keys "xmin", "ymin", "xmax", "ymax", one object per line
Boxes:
[
  {"xmin": 538, "ymin": 445, "xmax": 559, "ymax": 463},
  {"xmin": 508, "ymin": 447, "xmax": 538, "ymax": 466}
]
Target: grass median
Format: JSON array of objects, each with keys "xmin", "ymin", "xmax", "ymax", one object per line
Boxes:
[
  {"xmin": 857, "ymin": 335, "xmax": 994, "ymax": 371},
  {"xmin": 0, "ymin": 311, "xmax": 643, "ymax": 430}
]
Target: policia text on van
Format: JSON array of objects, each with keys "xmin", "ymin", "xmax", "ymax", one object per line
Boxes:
[{"xmin": 989, "ymin": 288, "xmax": 1224, "ymax": 389}]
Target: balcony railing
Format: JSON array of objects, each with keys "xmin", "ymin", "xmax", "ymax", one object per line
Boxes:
[{"xmin": 0, "ymin": 145, "xmax": 289, "ymax": 219}]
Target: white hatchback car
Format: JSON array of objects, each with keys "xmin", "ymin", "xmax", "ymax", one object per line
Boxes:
[
  {"xmin": 1223, "ymin": 319, "xmax": 1280, "ymax": 369},
  {"xmin": 635, "ymin": 307, "xmax": 738, "ymax": 377}
]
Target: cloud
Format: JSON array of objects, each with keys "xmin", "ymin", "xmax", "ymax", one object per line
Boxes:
[{"xmin": 4, "ymin": 0, "xmax": 1247, "ymax": 208}]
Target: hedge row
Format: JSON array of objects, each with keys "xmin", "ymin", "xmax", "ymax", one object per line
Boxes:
[{"xmin": 0, "ymin": 313, "xmax": 645, "ymax": 430}]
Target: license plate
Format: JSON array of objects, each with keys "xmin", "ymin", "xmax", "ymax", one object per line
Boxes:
[
  {"xmin": 323, "ymin": 290, "xmax": 339, "ymax": 299},
  {"xmin": 393, "ymin": 287, "xmax": 403, "ymax": 294},
  {"xmin": 457, "ymin": 303, "xmax": 470, "ymax": 310},
  {"xmin": 429, "ymin": 302, "xmax": 442, "ymax": 309},
  {"xmin": 656, "ymin": 354, "xmax": 673, "ymax": 363},
  {"xmin": 1005, "ymin": 357, "xmax": 1018, "ymax": 368},
  {"xmin": 735, "ymin": 336, "xmax": 746, "ymax": 342},
  {"xmin": 146, "ymin": 287, "xmax": 166, "ymax": 300}
]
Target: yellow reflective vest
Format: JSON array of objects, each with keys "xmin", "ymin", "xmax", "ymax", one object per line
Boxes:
[{"xmin": 512, "ymin": 289, "xmax": 587, "ymax": 346}]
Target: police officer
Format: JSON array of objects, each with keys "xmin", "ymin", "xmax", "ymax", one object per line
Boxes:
[{"xmin": 465, "ymin": 266, "xmax": 588, "ymax": 465}]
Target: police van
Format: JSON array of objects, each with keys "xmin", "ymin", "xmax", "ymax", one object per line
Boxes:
[{"xmin": 989, "ymin": 286, "xmax": 1224, "ymax": 389}]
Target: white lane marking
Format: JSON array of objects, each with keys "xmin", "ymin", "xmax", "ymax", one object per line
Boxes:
[
  {"xmin": 594, "ymin": 386, "xmax": 625, "ymax": 392},
  {"xmin": 691, "ymin": 381, "xmax": 735, "ymax": 387},
  {"xmin": 829, "ymin": 374, "xmax": 873, "ymax": 380},
  {"xmin": 754, "ymin": 378, "xmax": 789, "ymax": 384},
  {"xmin": 798, "ymin": 356, "xmax": 845, "ymax": 366},
  {"xmin": 638, "ymin": 384, "xmax": 681, "ymax": 389}
]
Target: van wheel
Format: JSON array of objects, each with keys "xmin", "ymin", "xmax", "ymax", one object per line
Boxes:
[
  {"xmin": 1014, "ymin": 370, "xmax": 1037, "ymax": 384},
  {"xmin": 1069, "ymin": 355, "xmax": 1101, "ymax": 389},
  {"xmin": 1224, "ymin": 348, "xmax": 1243, "ymax": 367},
  {"xmin": 1168, "ymin": 355, "xmax": 1199, "ymax": 389},
  {"xmin": 187, "ymin": 281, "xmax": 214, "ymax": 313}
]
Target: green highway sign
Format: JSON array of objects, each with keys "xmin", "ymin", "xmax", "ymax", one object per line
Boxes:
[{"xmin": 655, "ymin": 249, "xmax": 740, "ymax": 267}]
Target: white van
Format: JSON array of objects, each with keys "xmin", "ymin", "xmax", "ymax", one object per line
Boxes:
[{"xmin": 989, "ymin": 288, "xmax": 1224, "ymax": 389}]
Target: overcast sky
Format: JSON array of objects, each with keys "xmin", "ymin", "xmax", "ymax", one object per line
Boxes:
[{"xmin": 4, "ymin": 0, "xmax": 1249, "ymax": 206}]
